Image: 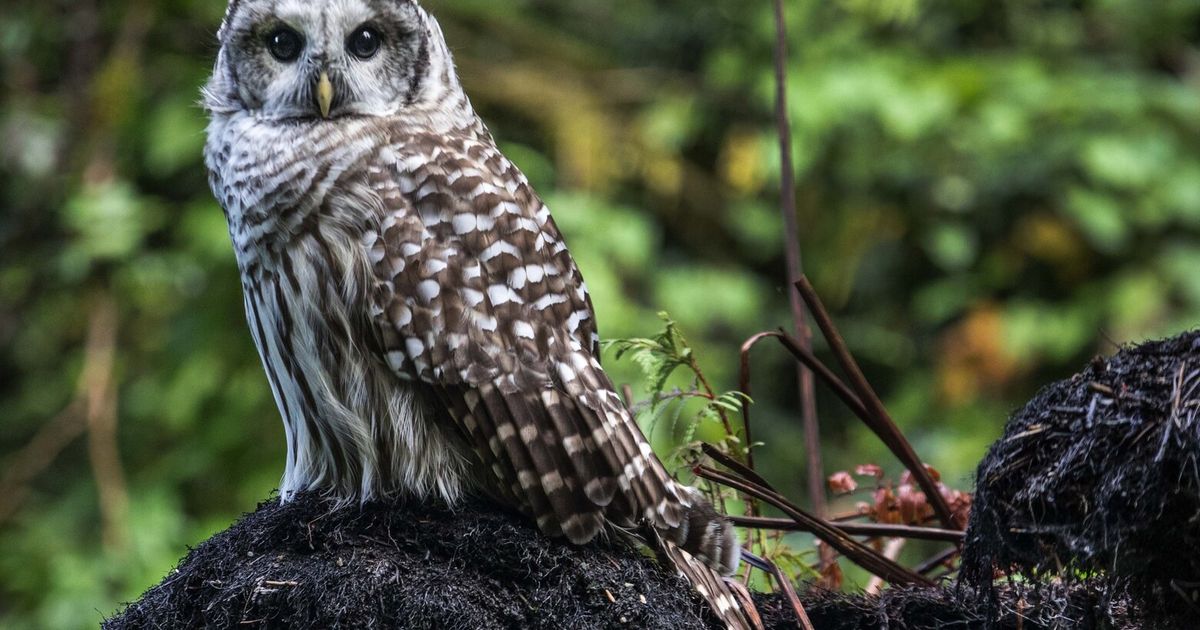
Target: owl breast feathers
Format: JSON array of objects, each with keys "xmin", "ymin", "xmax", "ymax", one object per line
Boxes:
[{"xmin": 204, "ymin": 1, "xmax": 751, "ymax": 627}]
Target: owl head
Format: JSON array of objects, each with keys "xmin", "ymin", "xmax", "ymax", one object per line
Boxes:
[{"xmin": 204, "ymin": 0, "xmax": 462, "ymax": 121}]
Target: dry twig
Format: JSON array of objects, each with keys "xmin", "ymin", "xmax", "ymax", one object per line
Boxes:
[
  {"xmin": 696, "ymin": 465, "xmax": 933, "ymax": 586},
  {"xmin": 83, "ymin": 292, "xmax": 129, "ymax": 551},
  {"xmin": 793, "ymin": 276, "xmax": 957, "ymax": 530},
  {"xmin": 728, "ymin": 515, "xmax": 963, "ymax": 543},
  {"xmin": 769, "ymin": 0, "xmax": 828, "ymax": 572}
]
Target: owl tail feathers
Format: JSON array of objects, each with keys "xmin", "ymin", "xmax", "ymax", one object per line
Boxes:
[
  {"xmin": 657, "ymin": 483, "xmax": 742, "ymax": 576},
  {"xmin": 657, "ymin": 529, "xmax": 763, "ymax": 630}
]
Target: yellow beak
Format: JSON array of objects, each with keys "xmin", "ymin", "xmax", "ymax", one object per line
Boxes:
[{"xmin": 317, "ymin": 71, "xmax": 334, "ymax": 119}]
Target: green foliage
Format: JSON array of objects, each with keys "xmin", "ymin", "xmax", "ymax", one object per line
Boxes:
[
  {"xmin": 606, "ymin": 312, "xmax": 699, "ymax": 401},
  {"xmin": 604, "ymin": 312, "xmax": 752, "ymax": 466},
  {"xmin": 606, "ymin": 315, "xmax": 815, "ymax": 586},
  {"xmin": 1, "ymin": 0, "xmax": 1198, "ymax": 625}
]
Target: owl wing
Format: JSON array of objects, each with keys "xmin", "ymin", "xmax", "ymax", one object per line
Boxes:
[{"xmin": 361, "ymin": 131, "xmax": 695, "ymax": 545}]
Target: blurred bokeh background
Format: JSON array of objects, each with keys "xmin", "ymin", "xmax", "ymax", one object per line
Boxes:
[{"xmin": 2, "ymin": 0, "xmax": 1198, "ymax": 626}]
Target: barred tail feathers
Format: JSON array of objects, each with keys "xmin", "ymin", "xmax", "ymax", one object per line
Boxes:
[
  {"xmin": 443, "ymin": 345, "xmax": 744, "ymax": 607},
  {"xmin": 569, "ymin": 351, "xmax": 742, "ymax": 577},
  {"xmin": 660, "ymin": 533, "xmax": 759, "ymax": 630}
]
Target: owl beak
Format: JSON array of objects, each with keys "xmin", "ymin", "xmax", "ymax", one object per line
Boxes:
[{"xmin": 316, "ymin": 71, "xmax": 334, "ymax": 119}]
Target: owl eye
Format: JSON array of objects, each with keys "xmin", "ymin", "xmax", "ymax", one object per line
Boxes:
[
  {"xmin": 266, "ymin": 27, "xmax": 304, "ymax": 62},
  {"xmin": 348, "ymin": 26, "xmax": 382, "ymax": 60}
]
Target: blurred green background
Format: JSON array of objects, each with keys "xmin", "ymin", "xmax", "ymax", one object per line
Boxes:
[{"xmin": 2, "ymin": 0, "xmax": 1198, "ymax": 626}]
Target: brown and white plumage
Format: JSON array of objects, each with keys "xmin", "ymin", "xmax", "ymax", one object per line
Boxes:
[{"xmin": 204, "ymin": 1, "xmax": 750, "ymax": 626}]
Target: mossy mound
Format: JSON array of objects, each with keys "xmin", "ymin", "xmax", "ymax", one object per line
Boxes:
[
  {"xmin": 104, "ymin": 495, "xmax": 714, "ymax": 629},
  {"xmin": 962, "ymin": 330, "xmax": 1200, "ymax": 594}
]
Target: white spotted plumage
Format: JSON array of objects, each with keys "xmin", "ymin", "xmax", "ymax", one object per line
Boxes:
[{"xmin": 204, "ymin": 1, "xmax": 751, "ymax": 628}]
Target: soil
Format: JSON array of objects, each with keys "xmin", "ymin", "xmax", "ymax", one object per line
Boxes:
[{"xmin": 104, "ymin": 495, "xmax": 715, "ymax": 629}]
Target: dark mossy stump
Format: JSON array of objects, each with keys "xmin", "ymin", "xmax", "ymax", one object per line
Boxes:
[
  {"xmin": 108, "ymin": 332, "xmax": 1199, "ymax": 629},
  {"xmin": 104, "ymin": 495, "xmax": 717, "ymax": 629},
  {"xmin": 961, "ymin": 330, "xmax": 1200, "ymax": 617}
]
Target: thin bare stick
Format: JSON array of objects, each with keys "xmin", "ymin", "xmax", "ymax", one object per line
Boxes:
[
  {"xmin": 702, "ymin": 443, "xmax": 771, "ymax": 489},
  {"xmin": 866, "ymin": 538, "xmax": 907, "ymax": 595},
  {"xmin": 696, "ymin": 465, "xmax": 933, "ymax": 586},
  {"xmin": 793, "ymin": 276, "xmax": 956, "ymax": 529},
  {"xmin": 767, "ymin": 558, "xmax": 815, "ymax": 630},
  {"xmin": 620, "ymin": 384, "xmax": 635, "ymax": 408},
  {"xmin": 769, "ymin": 0, "xmax": 827, "ymax": 558},
  {"xmin": 914, "ymin": 545, "xmax": 961, "ymax": 575},
  {"xmin": 738, "ymin": 332, "xmax": 783, "ymax": 471},
  {"xmin": 736, "ymin": 332, "xmax": 784, "ymax": 529},
  {"xmin": 679, "ymin": 346, "xmax": 737, "ymax": 440},
  {"xmin": 775, "ymin": 331, "xmax": 869, "ymax": 420},
  {"xmin": 728, "ymin": 515, "xmax": 964, "ymax": 543}
]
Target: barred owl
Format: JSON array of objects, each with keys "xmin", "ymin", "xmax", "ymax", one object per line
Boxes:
[{"xmin": 203, "ymin": 1, "xmax": 749, "ymax": 626}]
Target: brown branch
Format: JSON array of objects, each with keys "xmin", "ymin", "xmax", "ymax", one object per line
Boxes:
[
  {"xmin": 620, "ymin": 383, "xmax": 635, "ymax": 407},
  {"xmin": 775, "ymin": 331, "xmax": 869, "ymax": 421},
  {"xmin": 1, "ymin": 291, "xmax": 136, "ymax": 539},
  {"xmin": 866, "ymin": 538, "xmax": 907, "ymax": 595},
  {"xmin": 728, "ymin": 515, "xmax": 964, "ymax": 543},
  {"xmin": 914, "ymin": 545, "xmax": 961, "ymax": 575},
  {"xmin": 738, "ymin": 331, "xmax": 783, "ymax": 471},
  {"xmin": 702, "ymin": 443, "xmax": 771, "ymax": 489},
  {"xmin": 768, "ymin": 559, "xmax": 815, "ymax": 630},
  {"xmin": 690, "ymin": 364, "xmax": 737, "ymax": 440},
  {"xmin": 0, "ymin": 402, "xmax": 87, "ymax": 524},
  {"xmin": 83, "ymin": 292, "xmax": 129, "ymax": 552},
  {"xmin": 735, "ymin": 331, "xmax": 791, "ymax": 531},
  {"xmin": 67, "ymin": 0, "xmax": 154, "ymax": 551},
  {"xmin": 793, "ymin": 276, "xmax": 957, "ymax": 530},
  {"xmin": 696, "ymin": 465, "xmax": 933, "ymax": 586},
  {"xmin": 770, "ymin": 0, "xmax": 828, "ymax": 570}
]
